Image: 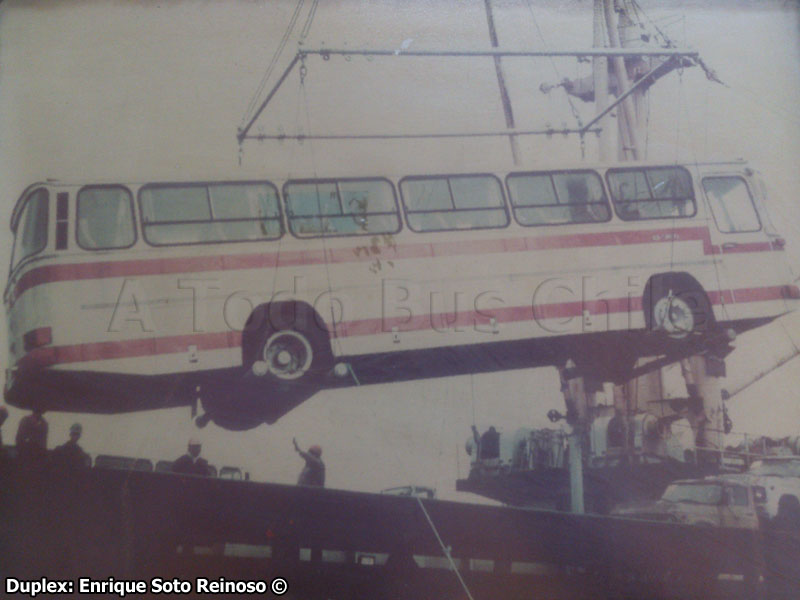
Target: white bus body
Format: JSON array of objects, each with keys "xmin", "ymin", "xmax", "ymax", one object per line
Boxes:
[{"xmin": 4, "ymin": 160, "xmax": 797, "ymax": 428}]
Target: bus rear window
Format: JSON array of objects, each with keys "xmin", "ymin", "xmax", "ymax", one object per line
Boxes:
[
  {"xmin": 139, "ymin": 182, "xmax": 282, "ymax": 246},
  {"xmin": 607, "ymin": 167, "xmax": 696, "ymax": 220},
  {"xmin": 400, "ymin": 175, "xmax": 508, "ymax": 232},
  {"xmin": 507, "ymin": 171, "xmax": 610, "ymax": 226},
  {"xmin": 284, "ymin": 178, "xmax": 400, "ymax": 238},
  {"xmin": 77, "ymin": 186, "xmax": 136, "ymax": 250},
  {"xmin": 11, "ymin": 188, "xmax": 48, "ymax": 270}
]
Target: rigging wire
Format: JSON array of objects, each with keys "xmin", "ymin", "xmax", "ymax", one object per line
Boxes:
[
  {"xmin": 522, "ymin": 0, "xmax": 583, "ymax": 129},
  {"xmin": 674, "ymin": 67, "xmax": 683, "ymax": 165},
  {"xmin": 777, "ymin": 314, "xmax": 800, "ymax": 355},
  {"xmin": 726, "ymin": 323, "xmax": 800, "ymax": 403},
  {"xmin": 433, "ymin": 384, "xmax": 449, "ymax": 499},
  {"xmin": 416, "ymin": 496, "xmax": 477, "ymax": 600},
  {"xmin": 299, "ymin": 0, "xmax": 320, "ymax": 40},
  {"xmin": 676, "ymin": 67, "xmax": 734, "ymax": 323},
  {"xmin": 241, "ymin": 0, "xmax": 306, "ymax": 129},
  {"xmin": 644, "ymin": 89, "xmax": 651, "ymax": 157},
  {"xmin": 266, "ymin": 73, "xmax": 307, "ymax": 306},
  {"xmin": 300, "ymin": 69, "xmax": 345, "ymax": 357},
  {"xmin": 722, "ymin": 81, "xmax": 800, "ymax": 127},
  {"xmin": 470, "ymin": 373, "xmax": 476, "ymax": 428},
  {"xmin": 630, "ymin": 0, "xmax": 674, "ymax": 47},
  {"xmin": 347, "ymin": 366, "xmax": 454, "ymax": 578},
  {"xmin": 666, "ymin": 65, "xmax": 684, "ymax": 274}
]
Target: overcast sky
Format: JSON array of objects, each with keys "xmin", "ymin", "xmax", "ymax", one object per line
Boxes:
[{"xmin": 0, "ymin": 0, "xmax": 798, "ymax": 499}]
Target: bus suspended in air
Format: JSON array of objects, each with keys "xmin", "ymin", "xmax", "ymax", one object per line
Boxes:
[{"xmin": 4, "ymin": 160, "xmax": 798, "ymax": 429}]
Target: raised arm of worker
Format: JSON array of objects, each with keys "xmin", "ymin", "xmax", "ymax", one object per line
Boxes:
[{"xmin": 294, "ymin": 440, "xmax": 318, "ymax": 462}]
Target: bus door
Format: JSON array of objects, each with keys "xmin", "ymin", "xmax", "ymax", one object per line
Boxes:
[{"xmin": 699, "ymin": 170, "xmax": 789, "ymax": 321}]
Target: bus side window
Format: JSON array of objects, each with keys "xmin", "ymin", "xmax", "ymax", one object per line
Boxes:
[
  {"xmin": 208, "ymin": 184, "xmax": 282, "ymax": 241},
  {"xmin": 285, "ymin": 179, "xmax": 399, "ymax": 238},
  {"xmin": 401, "ymin": 175, "xmax": 508, "ymax": 232},
  {"xmin": 702, "ymin": 177, "xmax": 761, "ymax": 233},
  {"xmin": 140, "ymin": 182, "xmax": 281, "ymax": 245},
  {"xmin": 76, "ymin": 186, "xmax": 136, "ymax": 250},
  {"xmin": 608, "ymin": 167, "xmax": 695, "ymax": 221},
  {"xmin": 507, "ymin": 171, "xmax": 609, "ymax": 226}
]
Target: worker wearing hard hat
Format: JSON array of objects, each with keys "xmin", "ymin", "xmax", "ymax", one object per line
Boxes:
[
  {"xmin": 172, "ymin": 438, "xmax": 210, "ymax": 476},
  {"xmin": 52, "ymin": 423, "xmax": 90, "ymax": 470},
  {"xmin": 293, "ymin": 438, "xmax": 325, "ymax": 487}
]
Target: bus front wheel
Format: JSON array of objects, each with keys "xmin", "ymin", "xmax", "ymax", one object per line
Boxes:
[{"xmin": 644, "ymin": 275, "xmax": 714, "ymax": 341}]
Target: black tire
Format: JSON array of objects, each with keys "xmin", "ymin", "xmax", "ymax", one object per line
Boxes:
[
  {"xmin": 644, "ymin": 277, "xmax": 714, "ymax": 340},
  {"xmin": 244, "ymin": 302, "xmax": 333, "ymax": 386}
]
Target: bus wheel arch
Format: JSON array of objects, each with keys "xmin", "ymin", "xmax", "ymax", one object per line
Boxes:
[
  {"xmin": 642, "ymin": 273, "xmax": 715, "ymax": 340},
  {"xmin": 242, "ymin": 301, "xmax": 334, "ymax": 383}
]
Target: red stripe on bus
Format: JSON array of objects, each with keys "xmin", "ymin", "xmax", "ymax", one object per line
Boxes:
[
  {"xmin": 15, "ymin": 285, "xmax": 787, "ymax": 369},
  {"xmin": 707, "ymin": 289, "xmax": 735, "ymax": 305},
  {"xmin": 19, "ymin": 331, "xmax": 243, "ymax": 369},
  {"xmin": 732, "ymin": 287, "xmax": 786, "ymax": 303},
  {"xmin": 339, "ymin": 296, "xmax": 643, "ymax": 337},
  {"xmin": 11, "ymin": 226, "xmax": 749, "ymax": 301},
  {"xmin": 721, "ymin": 242, "xmax": 774, "ymax": 254}
]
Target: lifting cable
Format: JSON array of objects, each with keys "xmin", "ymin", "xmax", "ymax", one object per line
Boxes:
[
  {"xmin": 343, "ymin": 349, "xmax": 464, "ymax": 595},
  {"xmin": 630, "ymin": 0, "xmax": 673, "ymax": 48},
  {"xmin": 416, "ymin": 495, "xmax": 477, "ymax": 600},
  {"xmin": 522, "ymin": 0, "xmax": 583, "ymax": 131},
  {"xmin": 300, "ymin": 69, "xmax": 344, "ymax": 357},
  {"xmin": 676, "ymin": 68, "xmax": 733, "ymax": 324},
  {"xmin": 299, "ymin": 0, "xmax": 320, "ymax": 41},
  {"xmin": 470, "ymin": 373, "xmax": 477, "ymax": 429},
  {"xmin": 241, "ymin": 0, "xmax": 306, "ymax": 130},
  {"xmin": 266, "ymin": 77, "xmax": 308, "ymax": 308},
  {"xmin": 522, "ymin": 0, "xmax": 587, "ymax": 156}
]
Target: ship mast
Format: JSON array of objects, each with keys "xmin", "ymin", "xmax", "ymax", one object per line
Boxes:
[
  {"xmin": 563, "ymin": 1, "xmax": 731, "ymax": 514},
  {"xmin": 593, "ymin": 1, "xmax": 612, "ymax": 161}
]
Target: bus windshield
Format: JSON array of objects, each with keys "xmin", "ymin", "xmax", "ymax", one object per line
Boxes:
[
  {"xmin": 11, "ymin": 188, "xmax": 48, "ymax": 272},
  {"xmin": 662, "ymin": 483, "xmax": 722, "ymax": 505},
  {"xmin": 749, "ymin": 459, "xmax": 800, "ymax": 477}
]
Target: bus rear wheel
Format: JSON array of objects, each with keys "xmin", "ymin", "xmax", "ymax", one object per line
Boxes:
[
  {"xmin": 259, "ymin": 329, "xmax": 317, "ymax": 381},
  {"xmin": 244, "ymin": 302, "xmax": 333, "ymax": 388}
]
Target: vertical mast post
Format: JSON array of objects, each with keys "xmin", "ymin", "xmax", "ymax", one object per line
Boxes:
[
  {"xmin": 483, "ymin": 0, "xmax": 520, "ymax": 164},
  {"xmin": 604, "ymin": 0, "xmax": 640, "ymax": 160},
  {"xmin": 617, "ymin": 0, "xmax": 649, "ymax": 158},
  {"xmin": 593, "ymin": 0, "xmax": 612, "ymax": 161}
]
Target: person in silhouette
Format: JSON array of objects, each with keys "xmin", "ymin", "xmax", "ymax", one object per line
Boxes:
[
  {"xmin": 479, "ymin": 426, "xmax": 500, "ymax": 460},
  {"xmin": 172, "ymin": 438, "xmax": 209, "ymax": 476},
  {"xmin": 15, "ymin": 406, "xmax": 48, "ymax": 465},
  {"xmin": 294, "ymin": 438, "xmax": 325, "ymax": 487},
  {"xmin": 52, "ymin": 423, "xmax": 90, "ymax": 470}
]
